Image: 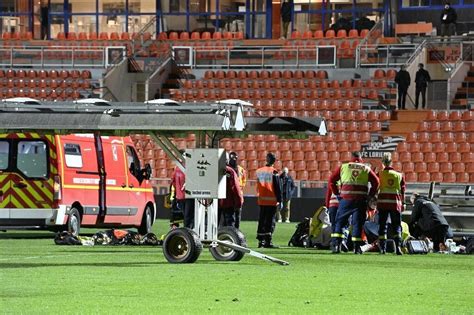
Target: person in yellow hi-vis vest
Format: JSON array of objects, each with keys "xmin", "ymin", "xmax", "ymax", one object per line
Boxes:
[
  {"xmin": 229, "ymin": 151, "xmax": 247, "ymax": 229},
  {"xmin": 329, "ymin": 152, "xmax": 379, "ymax": 254},
  {"xmin": 377, "ymin": 152, "xmax": 406, "ymax": 255}
]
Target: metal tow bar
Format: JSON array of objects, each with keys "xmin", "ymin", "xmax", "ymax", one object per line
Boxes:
[{"xmin": 213, "ymin": 240, "xmax": 290, "ymax": 266}]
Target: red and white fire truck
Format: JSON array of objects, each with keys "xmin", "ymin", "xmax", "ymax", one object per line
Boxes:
[{"xmin": 0, "ymin": 133, "xmax": 155, "ymax": 235}]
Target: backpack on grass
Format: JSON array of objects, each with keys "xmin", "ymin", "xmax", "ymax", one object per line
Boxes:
[{"xmin": 288, "ymin": 218, "xmax": 311, "ymax": 247}]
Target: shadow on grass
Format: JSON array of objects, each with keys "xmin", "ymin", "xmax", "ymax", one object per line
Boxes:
[
  {"xmin": 0, "ymin": 232, "xmax": 54, "ymax": 239},
  {"xmin": 0, "ymin": 261, "xmax": 168, "ymax": 269}
]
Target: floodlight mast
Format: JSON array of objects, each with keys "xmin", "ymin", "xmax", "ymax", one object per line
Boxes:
[{"xmin": 0, "ymin": 98, "xmax": 326, "ymax": 265}]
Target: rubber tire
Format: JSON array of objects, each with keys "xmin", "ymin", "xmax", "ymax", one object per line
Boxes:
[
  {"xmin": 210, "ymin": 227, "xmax": 247, "ymax": 262},
  {"xmin": 67, "ymin": 208, "xmax": 81, "ymax": 237},
  {"xmin": 138, "ymin": 206, "xmax": 153, "ymax": 235},
  {"xmin": 163, "ymin": 228, "xmax": 202, "ymax": 263}
]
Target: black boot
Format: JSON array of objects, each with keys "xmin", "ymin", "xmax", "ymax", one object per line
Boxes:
[
  {"xmin": 257, "ymin": 237, "xmax": 265, "ymax": 248},
  {"xmin": 331, "ymin": 238, "xmax": 341, "ymax": 254},
  {"xmin": 354, "ymin": 241, "xmax": 363, "ymax": 255},
  {"xmin": 264, "ymin": 236, "xmax": 279, "ymax": 248},
  {"xmin": 379, "ymin": 239, "xmax": 386, "ymax": 254},
  {"xmin": 394, "ymin": 238, "xmax": 403, "ymax": 255}
]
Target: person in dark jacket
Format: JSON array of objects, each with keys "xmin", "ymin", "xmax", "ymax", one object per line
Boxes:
[
  {"xmin": 394, "ymin": 65, "xmax": 411, "ymax": 110},
  {"xmin": 277, "ymin": 167, "xmax": 296, "ymax": 223},
  {"xmin": 218, "ymin": 157, "xmax": 244, "ymax": 227},
  {"xmin": 39, "ymin": 0, "xmax": 49, "ymax": 40},
  {"xmin": 414, "ymin": 63, "xmax": 431, "ymax": 109},
  {"xmin": 281, "ymin": 0, "xmax": 293, "ymax": 39},
  {"xmin": 409, "ymin": 193, "xmax": 451, "ymax": 252},
  {"xmin": 440, "ymin": 2, "xmax": 457, "ymax": 41}
]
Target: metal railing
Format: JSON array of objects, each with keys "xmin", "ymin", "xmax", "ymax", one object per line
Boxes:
[
  {"xmin": 172, "ymin": 46, "xmax": 337, "ymax": 69},
  {"xmin": 356, "ymin": 43, "xmax": 418, "ymax": 67},
  {"xmin": 0, "ymin": 46, "xmax": 124, "ymax": 68}
]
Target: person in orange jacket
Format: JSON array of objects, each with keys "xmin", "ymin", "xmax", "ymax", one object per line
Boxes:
[{"xmin": 256, "ymin": 152, "xmax": 282, "ymax": 248}]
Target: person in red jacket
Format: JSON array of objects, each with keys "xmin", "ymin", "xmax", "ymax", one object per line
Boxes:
[
  {"xmin": 170, "ymin": 151, "xmax": 195, "ymax": 229},
  {"xmin": 218, "ymin": 156, "xmax": 244, "ymax": 227},
  {"xmin": 329, "ymin": 152, "xmax": 379, "ymax": 254}
]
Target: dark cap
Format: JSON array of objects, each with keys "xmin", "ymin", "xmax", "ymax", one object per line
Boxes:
[
  {"xmin": 229, "ymin": 151, "xmax": 238, "ymax": 160},
  {"xmin": 352, "ymin": 151, "xmax": 361, "ymax": 158}
]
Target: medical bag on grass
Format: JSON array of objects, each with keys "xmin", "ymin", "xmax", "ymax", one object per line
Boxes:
[{"xmin": 405, "ymin": 240, "xmax": 429, "ymax": 254}]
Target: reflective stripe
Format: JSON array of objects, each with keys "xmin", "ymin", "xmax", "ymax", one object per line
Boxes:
[
  {"xmin": 331, "ymin": 233, "xmax": 344, "ymax": 238},
  {"xmin": 340, "ymin": 190, "xmax": 367, "ymax": 195},
  {"xmin": 352, "ymin": 237, "xmax": 363, "ymax": 241},
  {"xmin": 379, "ymin": 235, "xmax": 387, "ymax": 240}
]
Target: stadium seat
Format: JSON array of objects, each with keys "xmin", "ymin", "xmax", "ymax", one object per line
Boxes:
[
  {"xmin": 461, "ymin": 110, "xmax": 474, "ymax": 121},
  {"xmin": 462, "ymin": 152, "xmax": 473, "ymax": 162},
  {"xmin": 456, "ymin": 173, "xmax": 469, "ymax": 183},
  {"xmin": 402, "ymin": 162, "xmax": 414, "ymax": 172},
  {"xmin": 443, "ymin": 173, "xmax": 456, "ymax": 183},
  {"xmin": 348, "ymin": 29, "xmax": 359, "ymax": 38},
  {"xmin": 418, "ymin": 173, "xmax": 430, "ymax": 182},
  {"xmin": 425, "ymin": 110, "xmax": 437, "ymax": 121},
  {"xmin": 431, "ymin": 173, "xmax": 443, "ymax": 182},
  {"xmin": 427, "ymin": 162, "xmax": 440, "ymax": 173},
  {"xmin": 405, "ymin": 173, "xmax": 417, "ymax": 182},
  {"xmin": 437, "ymin": 152, "xmax": 450, "ymax": 162}
]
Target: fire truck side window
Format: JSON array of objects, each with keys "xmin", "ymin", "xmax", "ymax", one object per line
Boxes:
[
  {"xmin": 16, "ymin": 141, "xmax": 48, "ymax": 178},
  {"xmin": 64, "ymin": 143, "xmax": 83, "ymax": 168},
  {"xmin": 126, "ymin": 145, "xmax": 141, "ymax": 178},
  {"xmin": 0, "ymin": 141, "xmax": 8, "ymax": 170}
]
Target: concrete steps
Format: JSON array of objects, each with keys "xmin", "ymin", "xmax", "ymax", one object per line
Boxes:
[{"xmin": 382, "ymin": 110, "xmax": 428, "ymax": 137}]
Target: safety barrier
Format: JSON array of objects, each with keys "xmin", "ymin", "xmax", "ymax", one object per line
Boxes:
[
  {"xmin": 172, "ymin": 45, "xmax": 337, "ymax": 69},
  {"xmin": 0, "ymin": 46, "xmax": 126, "ymax": 68}
]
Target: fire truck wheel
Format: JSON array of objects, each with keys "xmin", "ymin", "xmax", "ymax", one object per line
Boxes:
[
  {"xmin": 138, "ymin": 206, "xmax": 152, "ymax": 235},
  {"xmin": 210, "ymin": 227, "xmax": 247, "ymax": 261},
  {"xmin": 67, "ymin": 208, "xmax": 81, "ymax": 237},
  {"xmin": 163, "ymin": 228, "xmax": 202, "ymax": 263}
]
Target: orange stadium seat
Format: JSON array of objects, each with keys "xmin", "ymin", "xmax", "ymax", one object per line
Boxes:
[
  {"xmin": 418, "ymin": 173, "xmax": 430, "ymax": 182},
  {"xmin": 443, "ymin": 173, "xmax": 456, "ymax": 183},
  {"xmin": 405, "ymin": 173, "xmax": 417, "ymax": 182}
]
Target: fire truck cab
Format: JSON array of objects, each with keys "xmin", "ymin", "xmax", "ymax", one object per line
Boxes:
[{"xmin": 0, "ymin": 133, "xmax": 155, "ymax": 236}]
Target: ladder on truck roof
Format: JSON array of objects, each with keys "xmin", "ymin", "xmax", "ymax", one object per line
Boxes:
[{"xmin": 0, "ymin": 98, "xmax": 328, "ymax": 265}]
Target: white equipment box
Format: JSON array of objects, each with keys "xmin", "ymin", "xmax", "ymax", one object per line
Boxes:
[{"xmin": 184, "ymin": 148, "xmax": 226, "ymax": 199}]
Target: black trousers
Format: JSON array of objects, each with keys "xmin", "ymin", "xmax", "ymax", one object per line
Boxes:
[
  {"xmin": 234, "ymin": 207, "xmax": 242, "ymax": 229},
  {"xmin": 428, "ymin": 225, "xmax": 449, "ymax": 252},
  {"xmin": 257, "ymin": 205, "xmax": 277, "ymax": 241},
  {"xmin": 415, "ymin": 86, "xmax": 427, "ymax": 109},
  {"xmin": 378, "ymin": 209, "xmax": 402, "ymax": 239},
  {"xmin": 398, "ymin": 88, "xmax": 408, "ymax": 109},
  {"xmin": 218, "ymin": 207, "xmax": 235, "ymax": 227},
  {"xmin": 183, "ymin": 199, "xmax": 195, "ymax": 229}
]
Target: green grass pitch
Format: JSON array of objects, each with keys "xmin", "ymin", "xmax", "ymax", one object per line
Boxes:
[{"xmin": 1, "ymin": 220, "xmax": 473, "ymax": 314}]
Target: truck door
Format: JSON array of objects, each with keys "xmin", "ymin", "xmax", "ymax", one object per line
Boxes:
[
  {"xmin": 11, "ymin": 139, "xmax": 53, "ymax": 213},
  {"xmin": 102, "ymin": 139, "xmax": 133, "ymax": 222},
  {"xmin": 0, "ymin": 140, "xmax": 11, "ymax": 214},
  {"xmin": 125, "ymin": 145, "xmax": 146, "ymax": 219}
]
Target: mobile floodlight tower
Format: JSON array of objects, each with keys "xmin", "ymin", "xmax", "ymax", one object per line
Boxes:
[{"xmin": 0, "ymin": 97, "xmax": 327, "ymax": 264}]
